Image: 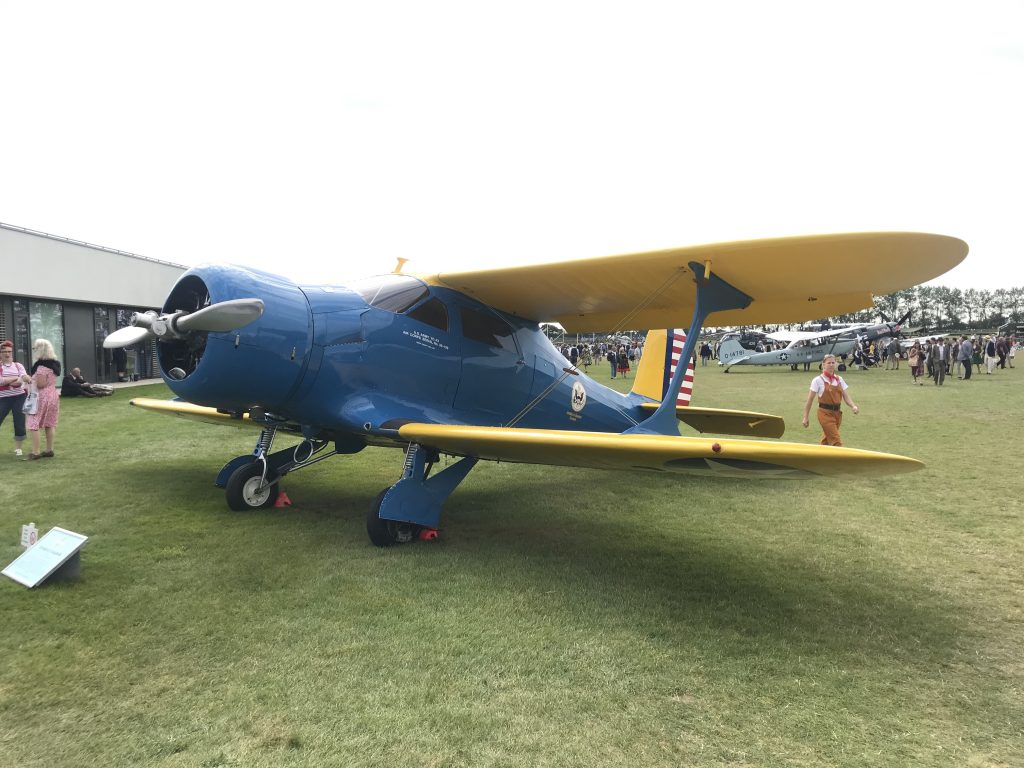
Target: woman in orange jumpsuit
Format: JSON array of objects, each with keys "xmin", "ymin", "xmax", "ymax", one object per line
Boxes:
[{"xmin": 801, "ymin": 354, "xmax": 859, "ymax": 446}]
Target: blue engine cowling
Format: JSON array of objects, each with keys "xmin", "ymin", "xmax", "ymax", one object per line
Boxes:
[{"xmin": 158, "ymin": 264, "xmax": 316, "ymax": 413}]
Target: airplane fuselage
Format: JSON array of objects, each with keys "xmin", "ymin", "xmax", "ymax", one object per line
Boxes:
[
  {"xmin": 158, "ymin": 265, "xmax": 649, "ymax": 447},
  {"xmin": 717, "ymin": 332, "xmax": 857, "ymax": 369}
]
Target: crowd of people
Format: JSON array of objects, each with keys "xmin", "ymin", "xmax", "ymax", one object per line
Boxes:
[
  {"xmin": 556, "ymin": 340, "xmax": 645, "ymax": 379},
  {"xmin": 1, "ymin": 337, "xmax": 119, "ymax": 462},
  {"xmin": 800, "ymin": 334, "xmax": 1017, "ymax": 445},
  {"xmin": 553, "ymin": 333, "xmax": 1020, "ymax": 388},
  {"xmin": 2, "ymin": 329, "xmax": 1018, "ymax": 462},
  {"xmin": 849, "ymin": 334, "xmax": 1016, "ymax": 385}
]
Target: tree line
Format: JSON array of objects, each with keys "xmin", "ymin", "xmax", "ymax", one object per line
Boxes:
[{"xmin": 833, "ymin": 285, "xmax": 1023, "ymax": 331}]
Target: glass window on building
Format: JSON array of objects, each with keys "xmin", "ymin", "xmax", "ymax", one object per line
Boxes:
[
  {"xmin": 134, "ymin": 336, "xmax": 155, "ymax": 379},
  {"xmin": 94, "ymin": 307, "xmax": 114, "ymax": 382},
  {"xmin": 28, "ymin": 301, "xmax": 65, "ymax": 375},
  {"xmin": 12, "ymin": 300, "xmax": 30, "ymax": 370},
  {"xmin": 112, "ymin": 307, "xmax": 158, "ymax": 382},
  {"xmin": 110, "ymin": 308, "xmax": 134, "ymax": 381}
]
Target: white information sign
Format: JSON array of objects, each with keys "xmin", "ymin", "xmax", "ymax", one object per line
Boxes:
[
  {"xmin": 21, "ymin": 523, "xmax": 38, "ymax": 548},
  {"xmin": 3, "ymin": 527, "xmax": 89, "ymax": 588}
]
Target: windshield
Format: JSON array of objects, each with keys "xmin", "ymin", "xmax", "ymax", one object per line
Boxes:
[{"xmin": 350, "ymin": 275, "xmax": 429, "ymax": 314}]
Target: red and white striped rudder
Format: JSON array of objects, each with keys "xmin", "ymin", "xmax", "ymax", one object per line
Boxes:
[{"xmin": 668, "ymin": 328, "xmax": 695, "ymax": 407}]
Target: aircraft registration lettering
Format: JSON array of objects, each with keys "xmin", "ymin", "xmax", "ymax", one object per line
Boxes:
[{"xmin": 402, "ymin": 329, "xmax": 450, "ymax": 352}]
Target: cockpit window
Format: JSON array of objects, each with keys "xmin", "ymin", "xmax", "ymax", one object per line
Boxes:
[
  {"xmin": 351, "ymin": 275, "xmax": 429, "ymax": 314},
  {"xmin": 460, "ymin": 306, "xmax": 516, "ymax": 352},
  {"xmin": 407, "ymin": 297, "xmax": 449, "ymax": 332}
]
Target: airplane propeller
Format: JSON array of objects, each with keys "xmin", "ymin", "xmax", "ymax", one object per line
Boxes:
[
  {"xmin": 175, "ymin": 299, "xmax": 265, "ymax": 333},
  {"xmin": 102, "ymin": 325, "xmax": 153, "ymax": 348},
  {"xmin": 103, "ymin": 298, "xmax": 264, "ymax": 349}
]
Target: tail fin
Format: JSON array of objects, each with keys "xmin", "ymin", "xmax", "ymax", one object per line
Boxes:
[
  {"xmin": 717, "ymin": 337, "xmax": 748, "ymax": 366},
  {"xmin": 631, "ymin": 329, "xmax": 695, "ymax": 406}
]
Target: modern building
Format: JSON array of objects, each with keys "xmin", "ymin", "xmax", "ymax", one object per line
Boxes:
[{"xmin": 1, "ymin": 222, "xmax": 186, "ymax": 384}]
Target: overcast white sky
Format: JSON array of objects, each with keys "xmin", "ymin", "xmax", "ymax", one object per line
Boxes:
[{"xmin": 2, "ymin": 1, "xmax": 1022, "ymax": 289}]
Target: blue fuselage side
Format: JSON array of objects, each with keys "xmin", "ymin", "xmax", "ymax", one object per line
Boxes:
[{"xmin": 161, "ymin": 266, "xmax": 648, "ymax": 440}]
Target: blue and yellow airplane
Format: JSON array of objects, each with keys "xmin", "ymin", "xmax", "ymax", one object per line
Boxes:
[{"xmin": 105, "ymin": 232, "xmax": 966, "ymax": 546}]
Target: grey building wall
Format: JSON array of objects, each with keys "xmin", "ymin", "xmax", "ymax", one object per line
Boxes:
[
  {"xmin": 0, "ymin": 222, "xmax": 186, "ymax": 384},
  {"xmin": 2, "ymin": 224, "xmax": 183, "ymax": 307}
]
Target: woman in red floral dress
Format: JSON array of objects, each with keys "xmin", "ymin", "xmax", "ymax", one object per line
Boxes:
[{"xmin": 27, "ymin": 338, "xmax": 61, "ymax": 460}]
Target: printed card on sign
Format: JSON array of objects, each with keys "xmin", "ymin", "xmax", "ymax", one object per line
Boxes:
[{"xmin": 3, "ymin": 527, "xmax": 88, "ymax": 588}]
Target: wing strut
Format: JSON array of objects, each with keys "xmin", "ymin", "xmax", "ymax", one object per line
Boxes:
[{"xmin": 625, "ymin": 261, "xmax": 753, "ymax": 436}]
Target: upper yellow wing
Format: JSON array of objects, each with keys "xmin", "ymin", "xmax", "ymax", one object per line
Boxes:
[
  {"xmin": 423, "ymin": 232, "xmax": 967, "ymax": 332},
  {"xmin": 398, "ymin": 423, "xmax": 922, "ymax": 478}
]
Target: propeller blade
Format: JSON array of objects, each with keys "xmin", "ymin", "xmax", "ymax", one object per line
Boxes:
[
  {"xmin": 176, "ymin": 298, "xmax": 264, "ymax": 333},
  {"xmin": 103, "ymin": 326, "xmax": 153, "ymax": 349}
]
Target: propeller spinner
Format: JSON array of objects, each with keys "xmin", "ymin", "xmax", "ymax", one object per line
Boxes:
[{"xmin": 103, "ymin": 298, "xmax": 264, "ymax": 349}]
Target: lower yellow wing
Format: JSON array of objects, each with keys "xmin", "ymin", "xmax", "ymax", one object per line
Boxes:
[
  {"xmin": 129, "ymin": 397, "xmax": 304, "ymax": 434},
  {"xmin": 129, "ymin": 398, "xmax": 921, "ymax": 477},
  {"xmin": 398, "ymin": 423, "xmax": 922, "ymax": 477}
]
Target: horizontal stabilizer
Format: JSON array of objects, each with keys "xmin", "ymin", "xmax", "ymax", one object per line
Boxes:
[
  {"xmin": 638, "ymin": 403, "xmax": 785, "ymax": 438},
  {"xmin": 398, "ymin": 423, "xmax": 922, "ymax": 478},
  {"xmin": 721, "ymin": 356, "xmax": 749, "ymax": 369}
]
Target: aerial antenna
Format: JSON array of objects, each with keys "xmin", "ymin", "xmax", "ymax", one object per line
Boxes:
[{"xmin": 392, "ymin": 257, "xmax": 410, "ymax": 274}]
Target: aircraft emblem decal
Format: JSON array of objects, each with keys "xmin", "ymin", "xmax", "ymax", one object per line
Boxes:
[{"xmin": 570, "ymin": 381, "xmax": 587, "ymax": 413}]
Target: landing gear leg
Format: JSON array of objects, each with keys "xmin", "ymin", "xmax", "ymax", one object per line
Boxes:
[{"xmin": 367, "ymin": 444, "xmax": 478, "ymax": 547}]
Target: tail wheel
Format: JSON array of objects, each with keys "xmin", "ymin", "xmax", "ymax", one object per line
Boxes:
[{"xmin": 226, "ymin": 462, "xmax": 278, "ymax": 511}]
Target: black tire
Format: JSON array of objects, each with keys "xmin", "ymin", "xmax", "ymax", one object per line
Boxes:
[
  {"xmin": 367, "ymin": 489, "xmax": 400, "ymax": 547},
  {"xmin": 225, "ymin": 463, "xmax": 278, "ymax": 511}
]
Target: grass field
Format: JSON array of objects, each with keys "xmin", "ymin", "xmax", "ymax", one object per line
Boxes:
[{"xmin": 2, "ymin": 360, "xmax": 1021, "ymax": 767}]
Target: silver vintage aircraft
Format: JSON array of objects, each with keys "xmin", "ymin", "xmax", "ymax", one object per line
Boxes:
[{"xmin": 718, "ymin": 327, "xmax": 858, "ymax": 371}]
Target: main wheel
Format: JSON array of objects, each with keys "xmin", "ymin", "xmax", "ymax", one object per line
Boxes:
[
  {"xmin": 367, "ymin": 489, "xmax": 418, "ymax": 547},
  {"xmin": 367, "ymin": 490, "xmax": 399, "ymax": 546},
  {"xmin": 225, "ymin": 463, "xmax": 278, "ymax": 511}
]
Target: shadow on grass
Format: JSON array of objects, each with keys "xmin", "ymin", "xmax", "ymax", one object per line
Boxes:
[
  {"xmin": 120, "ymin": 456, "xmax": 961, "ymax": 664},
  {"xmin": 440, "ymin": 475, "xmax": 962, "ymax": 661}
]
